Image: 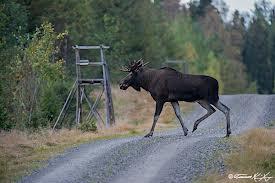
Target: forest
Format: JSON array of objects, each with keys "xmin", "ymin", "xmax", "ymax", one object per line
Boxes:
[{"xmin": 0, "ymin": 0, "xmax": 275, "ymax": 131}]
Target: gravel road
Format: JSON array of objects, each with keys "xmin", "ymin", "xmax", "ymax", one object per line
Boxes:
[{"xmin": 20, "ymin": 95, "xmax": 275, "ymax": 183}]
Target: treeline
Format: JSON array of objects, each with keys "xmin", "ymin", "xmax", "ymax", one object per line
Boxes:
[{"xmin": 0, "ymin": 0, "xmax": 274, "ymax": 131}]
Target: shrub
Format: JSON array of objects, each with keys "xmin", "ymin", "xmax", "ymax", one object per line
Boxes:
[
  {"xmin": 40, "ymin": 81, "xmax": 70, "ymax": 127},
  {"xmin": 78, "ymin": 119, "xmax": 97, "ymax": 132},
  {"xmin": 9, "ymin": 22, "xmax": 67, "ymax": 130}
]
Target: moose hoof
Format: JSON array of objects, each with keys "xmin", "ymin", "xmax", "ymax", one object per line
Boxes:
[
  {"xmin": 224, "ymin": 130, "xmax": 231, "ymax": 138},
  {"xmin": 224, "ymin": 133, "xmax": 231, "ymax": 138},
  {"xmin": 144, "ymin": 132, "xmax": 153, "ymax": 138},
  {"xmin": 183, "ymin": 128, "xmax": 188, "ymax": 136}
]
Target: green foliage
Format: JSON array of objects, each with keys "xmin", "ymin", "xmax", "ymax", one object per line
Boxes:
[
  {"xmin": 10, "ymin": 22, "xmax": 67, "ymax": 130},
  {"xmin": 220, "ymin": 60, "xmax": 249, "ymax": 94},
  {"xmin": 35, "ymin": 81, "xmax": 70, "ymax": 129},
  {"xmin": 0, "ymin": 1, "xmax": 28, "ymax": 47},
  {"xmin": 78, "ymin": 119, "xmax": 97, "ymax": 132},
  {"xmin": 0, "ymin": 1, "xmax": 28, "ymax": 130},
  {"xmin": 204, "ymin": 51, "xmax": 224, "ymax": 92},
  {"xmin": 167, "ymin": 16, "xmax": 210, "ymax": 73},
  {"xmin": 25, "ymin": 23, "xmax": 65, "ymax": 81},
  {"xmin": 243, "ymin": 0, "xmax": 274, "ymax": 94},
  {"xmin": 0, "ymin": 102, "xmax": 9, "ymax": 130},
  {"xmin": 31, "ymin": 0, "xmax": 168, "ymax": 76}
]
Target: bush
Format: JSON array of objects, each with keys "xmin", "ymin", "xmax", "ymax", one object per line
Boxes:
[
  {"xmin": 8, "ymin": 22, "xmax": 67, "ymax": 130},
  {"xmin": 0, "ymin": 101, "xmax": 9, "ymax": 130},
  {"xmin": 0, "ymin": 111, "xmax": 12, "ymax": 131},
  {"xmin": 78, "ymin": 119, "xmax": 97, "ymax": 132},
  {"xmin": 40, "ymin": 81, "xmax": 70, "ymax": 127}
]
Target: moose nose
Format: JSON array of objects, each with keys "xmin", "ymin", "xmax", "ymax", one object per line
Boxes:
[
  {"xmin": 119, "ymin": 82, "xmax": 127, "ymax": 90},
  {"xmin": 119, "ymin": 82, "xmax": 123, "ymax": 89}
]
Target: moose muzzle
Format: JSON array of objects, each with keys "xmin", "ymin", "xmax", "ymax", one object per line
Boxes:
[{"xmin": 119, "ymin": 82, "xmax": 128, "ymax": 90}]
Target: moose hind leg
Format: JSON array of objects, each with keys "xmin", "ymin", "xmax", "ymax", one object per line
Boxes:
[
  {"xmin": 192, "ymin": 100, "xmax": 216, "ymax": 132},
  {"xmin": 213, "ymin": 101, "xmax": 231, "ymax": 137},
  {"xmin": 171, "ymin": 101, "xmax": 188, "ymax": 136},
  {"xmin": 144, "ymin": 101, "xmax": 164, "ymax": 138}
]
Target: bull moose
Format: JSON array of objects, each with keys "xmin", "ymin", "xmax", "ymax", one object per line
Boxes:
[{"xmin": 119, "ymin": 59, "xmax": 231, "ymax": 137}]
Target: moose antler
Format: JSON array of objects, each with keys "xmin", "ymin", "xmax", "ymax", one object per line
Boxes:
[
  {"xmin": 120, "ymin": 65, "xmax": 131, "ymax": 72},
  {"xmin": 143, "ymin": 62, "xmax": 149, "ymax": 67},
  {"xmin": 129, "ymin": 58, "xmax": 143, "ymax": 71},
  {"xmin": 120, "ymin": 58, "xmax": 149, "ymax": 72}
]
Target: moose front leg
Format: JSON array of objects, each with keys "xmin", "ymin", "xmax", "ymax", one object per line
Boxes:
[
  {"xmin": 171, "ymin": 101, "xmax": 188, "ymax": 136},
  {"xmin": 144, "ymin": 101, "xmax": 164, "ymax": 138}
]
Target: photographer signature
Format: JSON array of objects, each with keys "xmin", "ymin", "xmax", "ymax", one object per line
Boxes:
[{"xmin": 228, "ymin": 172, "xmax": 274, "ymax": 182}]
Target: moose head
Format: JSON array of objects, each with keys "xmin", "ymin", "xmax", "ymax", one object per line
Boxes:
[{"xmin": 119, "ymin": 59, "xmax": 148, "ymax": 91}]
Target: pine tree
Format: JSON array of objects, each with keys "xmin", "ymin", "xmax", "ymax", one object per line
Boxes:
[
  {"xmin": 269, "ymin": 8, "xmax": 275, "ymax": 93},
  {"xmin": 0, "ymin": 0, "xmax": 28, "ymax": 130},
  {"xmin": 243, "ymin": 1, "xmax": 273, "ymax": 94}
]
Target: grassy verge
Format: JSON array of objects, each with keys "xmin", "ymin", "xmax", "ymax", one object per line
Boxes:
[
  {"xmin": 0, "ymin": 127, "xmax": 143, "ymax": 182},
  {"xmin": 197, "ymin": 128, "xmax": 275, "ymax": 183},
  {"xmin": 0, "ymin": 87, "xmax": 193, "ymax": 182}
]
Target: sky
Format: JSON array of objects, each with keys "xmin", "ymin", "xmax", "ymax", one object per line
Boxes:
[{"xmin": 180, "ymin": 0, "xmax": 275, "ymax": 14}]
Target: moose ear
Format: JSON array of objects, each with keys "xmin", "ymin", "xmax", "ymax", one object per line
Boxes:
[{"xmin": 132, "ymin": 85, "xmax": 141, "ymax": 92}]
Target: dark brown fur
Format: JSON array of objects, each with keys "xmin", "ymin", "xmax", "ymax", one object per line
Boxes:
[{"xmin": 119, "ymin": 65, "xmax": 231, "ymax": 137}]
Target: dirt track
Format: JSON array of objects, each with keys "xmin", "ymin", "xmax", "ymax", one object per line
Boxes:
[{"xmin": 20, "ymin": 95, "xmax": 275, "ymax": 183}]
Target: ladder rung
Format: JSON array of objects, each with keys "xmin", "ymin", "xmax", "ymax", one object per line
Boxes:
[
  {"xmin": 88, "ymin": 62, "xmax": 103, "ymax": 66},
  {"xmin": 73, "ymin": 45, "xmax": 110, "ymax": 50},
  {"xmin": 79, "ymin": 79, "xmax": 104, "ymax": 84},
  {"xmin": 78, "ymin": 60, "xmax": 89, "ymax": 66},
  {"xmin": 77, "ymin": 60, "xmax": 103, "ymax": 66},
  {"xmin": 79, "ymin": 83, "xmax": 102, "ymax": 86}
]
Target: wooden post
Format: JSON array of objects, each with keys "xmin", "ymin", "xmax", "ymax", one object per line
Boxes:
[
  {"xmin": 52, "ymin": 81, "xmax": 76, "ymax": 131},
  {"xmin": 75, "ymin": 48, "xmax": 81, "ymax": 125},
  {"xmin": 100, "ymin": 45, "xmax": 115, "ymax": 127}
]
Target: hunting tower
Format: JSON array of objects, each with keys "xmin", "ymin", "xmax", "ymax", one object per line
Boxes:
[{"xmin": 53, "ymin": 45, "xmax": 115, "ymax": 130}]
